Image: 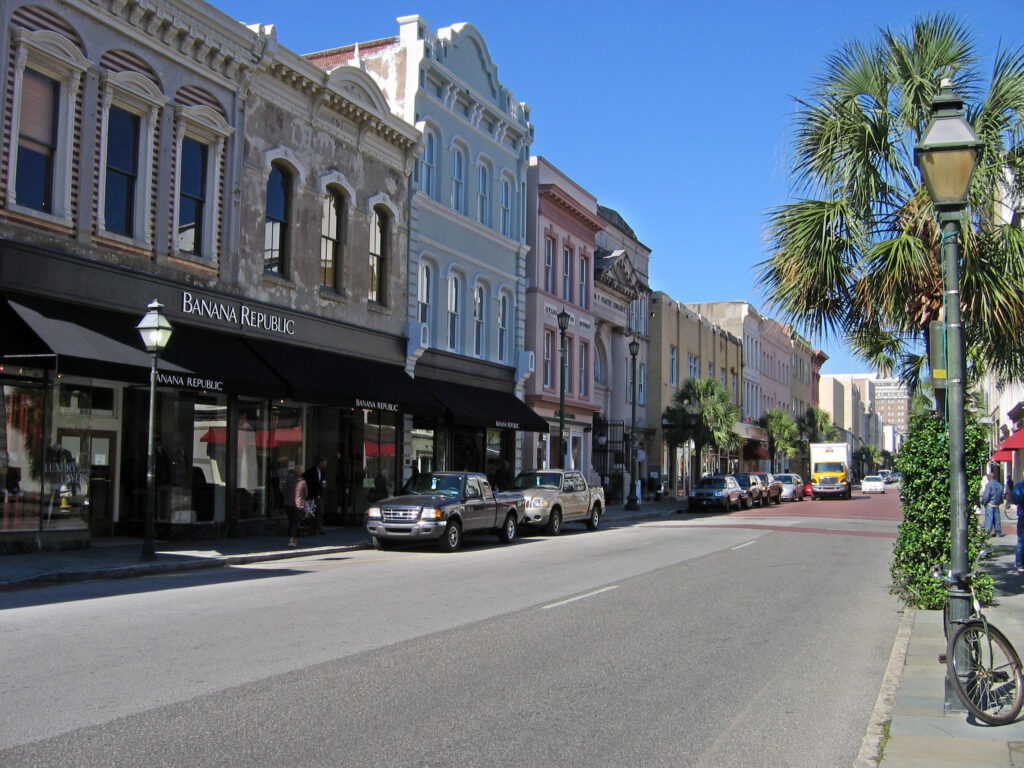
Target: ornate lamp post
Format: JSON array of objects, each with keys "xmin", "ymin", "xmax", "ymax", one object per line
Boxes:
[
  {"xmin": 914, "ymin": 76, "xmax": 982, "ymax": 711},
  {"xmin": 625, "ymin": 338, "xmax": 641, "ymax": 510},
  {"xmin": 557, "ymin": 309, "xmax": 571, "ymax": 469},
  {"xmin": 136, "ymin": 300, "xmax": 173, "ymax": 561}
]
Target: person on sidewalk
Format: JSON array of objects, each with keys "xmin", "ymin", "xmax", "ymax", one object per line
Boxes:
[
  {"xmin": 981, "ymin": 469, "xmax": 1005, "ymax": 537},
  {"xmin": 1011, "ymin": 477, "xmax": 1024, "ymax": 574},
  {"xmin": 303, "ymin": 457, "xmax": 328, "ymax": 535},
  {"xmin": 285, "ymin": 465, "xmax": 308, "ymax": 548}
]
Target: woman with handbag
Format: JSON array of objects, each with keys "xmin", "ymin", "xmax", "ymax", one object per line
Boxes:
[{"xmin": 286, "ymin": 465, "xmax": 308, "ymax": 548}]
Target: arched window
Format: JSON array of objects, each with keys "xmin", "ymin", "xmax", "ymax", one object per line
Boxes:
[
  {"xmin": 497, "ymin": 294, "xmax": 509, "ymax": 363},
  {"xmin": 594, "ymin": 341, "xmax": 608, "ymax": 386},
  {"xmin": 477, "ymin": 163, "xmax": 490, "ymax": 225},
  {"xmin": 419, "ymin": 131, "xmax": 436, "ymax": 198},
  {"xmin": 264, "ymin": 161, "xmax": 291, "ymax": 275},
  {"xmin": 500, "ymin": 177, "xmax": 512, "ymax": 236},
  {"xmin": 447, "ymin": 275, "xmax": 461, "ymax": 351},
  {"xmin": 451, "ymin": 146, "xmax": 466, "ymax": 213},
  {"xmin": 369, "ymin": 206, "xmax": 388, "ymax": 304},
  {"xmin": 320, "ymin": 188, "xmax": 345, "ymax": 290},
  {"xmin": 418, "ymin": 262, "xmax": 432, "ymax": 328},
  {"xmin": 473, "ymin": 284, "xmax": 485, "ymax": 357}
]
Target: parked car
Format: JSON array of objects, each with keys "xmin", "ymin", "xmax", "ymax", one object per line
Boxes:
[
  {"xmin": 752, "ymin": 472, "xmax": 783, "ymax": 505},
  {"xmin": 512, "ymin": 469, "xmax": 605, "ymax": 535},
  {"xmin": 689, "ymin": 475, "xmax": 742, "ymax": 512},
  {"xmin": 890, "ymin": 471, "xmax": 903, "ymax": 485},
  {"xmin": 878, "ymin": 469, "xmax": 892, "ymax": 484},
  {"xmin": 803, "ymin": 480, "xmax": 814, "ymax": 498},
  {"xmin": 776, "ymin": 473, "xmax": 805, "ymax": 501},
  {"xmin": 861, "ymin": 475, "xmax": 886, "ymax": 494},
  {"xmin": 366, "ymin": 472, "xmax": 525, "ymax": 552},
  {"xmin": 733, "ymin": 473, "xmax": 766, "ymax": 508}
]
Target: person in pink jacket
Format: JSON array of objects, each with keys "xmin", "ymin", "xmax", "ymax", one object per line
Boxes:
[{"xmin": 285, "ymin": 465, "xmax": 308, "ymax": 548}]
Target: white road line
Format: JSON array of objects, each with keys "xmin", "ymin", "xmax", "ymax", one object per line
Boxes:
[
  {"xmin": 542, "ymin": 586, "xmax": 618, "ymax": 610},
  {"xmin": 731, "ymin": 541, "xmax": 756, "ymax": 550}
]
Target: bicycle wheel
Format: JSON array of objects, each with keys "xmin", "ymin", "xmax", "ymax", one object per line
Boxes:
[
  {"xmin": 947, "ymin": 619, "xmax": 1024, "ymax": 725},
  {"xmin": 1005, "ymin": 504, "xmax": 1019, "ymax": 522}
]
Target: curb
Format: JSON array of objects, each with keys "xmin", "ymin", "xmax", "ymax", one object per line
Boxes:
[
  {"xmin": 854, "ymin": 608, "xmax": 915, "ymax": 767},
  {"xmin": 1, "ymin": 541, "xmax": 370, "ymax": 589}
]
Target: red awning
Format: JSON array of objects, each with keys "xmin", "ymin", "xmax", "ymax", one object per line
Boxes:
[
  {"xmin": 991, "ymin": 449, "xmax": 1015, "ymax": 462},
  {"xmin": 200, "ymin": 426, "xmax": 303, "ymax": 448},
  {"xmin": 999, "ymin": 430, "xmax": 1024, "ymax": 450},
  {"xmin": 364, "ymin": 440, "xmax": 396, "ymax": 457}
]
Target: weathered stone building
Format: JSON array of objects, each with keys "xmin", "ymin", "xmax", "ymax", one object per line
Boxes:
[{"xmin": 0, "ymin": 0, "xmax": 430, "ymax": 547}]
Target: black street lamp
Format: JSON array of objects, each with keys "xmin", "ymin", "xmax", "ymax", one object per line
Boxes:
[
  {"xmin": 625, "ymin": 337, "xmax": 641, "ymax": 510},
  {"xmin": 557, "ymin": 309, "xmax": 571, "ymax": 469},
  {"xmin": 915, "ymin": 76, "xmax": 982, "ymax": 711},
  {"xmin": 136, "ymin": 300, "xmax": 173, "ymax": 561}
]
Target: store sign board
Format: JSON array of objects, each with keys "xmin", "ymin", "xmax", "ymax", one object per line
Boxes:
[
  {"xmin": 156, "ymin": 371, "xmax": 224, "ymax": 391},
  {"xmin": 180, "ymin": 291, "xmax": 296, "ymax": 336}
]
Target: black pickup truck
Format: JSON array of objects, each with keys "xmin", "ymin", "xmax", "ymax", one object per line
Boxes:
[{"xmin": 365, "ymin": 472, "xmax": 525, "ymax": 552}]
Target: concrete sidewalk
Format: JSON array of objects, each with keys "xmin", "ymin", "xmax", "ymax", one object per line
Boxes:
[
  {"xmin": 873, "ymin": 535, "xmax": 1024, "ymax": 768},
  {"xmin": 0, "ymin": 498, "xmax": 684, "ymax": 589}
]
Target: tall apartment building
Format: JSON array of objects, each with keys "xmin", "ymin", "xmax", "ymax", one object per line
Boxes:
[{"xmin": 873, "ymin": 377, "xmax": 912, "ymax": 451}]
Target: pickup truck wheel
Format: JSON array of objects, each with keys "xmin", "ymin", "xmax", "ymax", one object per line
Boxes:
[
  {"xmin": 741, "ymin": 496, "xmax": 751, "ymax": 510},
  {"xmin": 373, "ymin": 536, "xmax": 394, "ymax": 551},
  {"xmin": 438, "ymin": 520, "xmax": 462, "ymax": 552},
  {"xmin": 586, "ymin": 505, "xmax": 601, "ymax": 531},
  {"xmin": 544, "ymin": 508, "xmax": 562, "ymax": 536},
  {"xmin": 497, "ymin": 512, "xmax": 517, "ymax": 544},
  {"xmin": 773, "ymin": 493, "xmax": 781, "ymax": 505}
]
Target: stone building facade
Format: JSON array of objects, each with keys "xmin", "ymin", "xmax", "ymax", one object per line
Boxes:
[{"xmin": 0, "ymin": 0, "xmax": 429, "ymax": 547}]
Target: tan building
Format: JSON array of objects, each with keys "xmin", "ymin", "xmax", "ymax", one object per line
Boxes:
[{"xmin": 649, "ymin": 293, "xmax": 746, "ymax": 494}]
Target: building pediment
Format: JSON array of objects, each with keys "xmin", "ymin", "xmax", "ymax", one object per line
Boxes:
[{"xmin": 595, "ymin": 248, "xmax": 644, "ymax": 300}]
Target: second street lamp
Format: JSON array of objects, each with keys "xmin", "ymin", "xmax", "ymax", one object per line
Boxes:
[
  {"xmin": 915, "ymin": 75, "xmax": 982, "ymax": 712},
  {"xmin": 625, "ymin": 338, "xmax": 640, "ymax": 510},
  {"xmin": 136, "ymin": 299, "xmax": 173, "ymax": 562},
  {"xmin": 557, "ymin": 309, "xmax": 571, "ymax": 469}
]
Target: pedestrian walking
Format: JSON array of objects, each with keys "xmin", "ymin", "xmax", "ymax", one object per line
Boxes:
[
  {"xmin": 285, "ymin": 465, "xmax": 308, "ymax": 548},
  {"xmin": 981, "ymin": 469, "xmax": 1005, "ymax": 537},
  {"xmin": 303, "ymin": 457, "xmax": 328, "ymax": 534},
  {"xmin": 1011, "ymin": 478, "xmax": 1024, "ymax": 574}
]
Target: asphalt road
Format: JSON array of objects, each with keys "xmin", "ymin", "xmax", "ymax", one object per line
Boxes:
[{"xmin": 0, "ymin": 495, "xmax": 902, "ymax": 767}]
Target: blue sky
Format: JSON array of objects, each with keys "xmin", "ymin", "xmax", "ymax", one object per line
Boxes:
[{"xmin": 216, "ymin": 0, "xmax": 1022, "ymax": 375}]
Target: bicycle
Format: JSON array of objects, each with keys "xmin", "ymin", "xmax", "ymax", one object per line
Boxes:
[
  {"xmin": 1004, "ymin": 503, "xmax": 1019, "ymax": 523},
  {"xmin": 933, "ymin": 550, "xmax": 1024, "ymax": 725}
]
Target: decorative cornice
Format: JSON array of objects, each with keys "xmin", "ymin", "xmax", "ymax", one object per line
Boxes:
[{"xmin": 538, "ymin": 185, "xmax": 605, "ymax": 233}]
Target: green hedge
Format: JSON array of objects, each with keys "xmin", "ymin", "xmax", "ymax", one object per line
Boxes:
[{"xmin": 890, "ymin": 410, "xmax": 993, "ymax": 608}]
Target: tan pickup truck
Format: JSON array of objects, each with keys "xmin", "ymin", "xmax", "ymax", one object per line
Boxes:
[{"xmin": 511, "ymin": 469, "xmax": 605, "ymax": 535}]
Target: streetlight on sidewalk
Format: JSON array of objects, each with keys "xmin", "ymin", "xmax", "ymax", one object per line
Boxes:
[
  {"xmin": 625, "ymin": 338, "xmax": 640, "ymax": 511},
  {"xmin": 914, "ymin": 75, "xmax": 982, "ymax": 711},
  {"xmin": 137, "ymin": 300, "xmax": 172, "ymax": 562},
  {"xmin": 557, "ymin": 309, "xmax": 570, "ymax": 469}
]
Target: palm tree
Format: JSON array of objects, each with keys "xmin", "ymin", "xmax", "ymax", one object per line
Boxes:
[
  {"xmin": 663, "ymin": 377, "xmax": 742, "ymax": 477},
  {"xmin": 758, "ymin": 409, "xmax": 798, "ymax": 473},
  {"xmin": 797, "ymin": 406, "xmax": 832, "ymax": 444},
  {"xmin": 757, "ymin": 13, "xmax": 1024, "ymax": 388}
]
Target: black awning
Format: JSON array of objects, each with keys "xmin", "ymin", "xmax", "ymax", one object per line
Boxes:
[
  {"xmin": 416, "ymin": 378, "xmax": 549, "ymax": 433},
  {"xmin": 2, "ymin": 296, "xmax": 286, "ymax": 397},
  {"xmin": 1, "ymin": 296, "xmax": 186, "ymax": 382},
  {"xmin": 247, "ymin": 339, "xmax": 441, "ymax": 417},
  {"xmin": 159, "ymin": 324, "xmax": 287, "ymax": 398}
]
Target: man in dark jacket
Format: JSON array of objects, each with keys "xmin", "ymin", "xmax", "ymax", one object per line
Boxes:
[
  {"xmin": 981, "ymin": 469, "xmax": 1005, "ymax": 537},
  {"xmin": 303, "ymin": 457, "xmax": 328, "ymax": 534}
]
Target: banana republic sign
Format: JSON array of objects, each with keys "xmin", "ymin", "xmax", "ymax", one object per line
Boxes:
[{"xmin": 180, "ymin": 291, "xmax": 296, "ymax": 336}]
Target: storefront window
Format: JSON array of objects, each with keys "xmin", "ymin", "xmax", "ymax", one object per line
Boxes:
[
  {"xmin": 266, "ymin": 403, "xmax": 304, "ymax": 521},
  {"xmin": 122, "ymin": 387, "xmax": 227, "ymax": 531},
  {"xmin": 363, "ymin": 409, "xmax": 397, "ymax": 502},
  {"xmin": 2, "ymin": 383, "xmax": 45, "ymax": 532}
]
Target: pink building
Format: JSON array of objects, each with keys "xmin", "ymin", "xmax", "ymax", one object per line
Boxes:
[{"xmin": 523, "ymin": 157, "xmax": 604, "ymax": 471}]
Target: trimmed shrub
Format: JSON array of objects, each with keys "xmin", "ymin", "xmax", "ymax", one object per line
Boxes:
[{"xmin": 890, "ymin": 410, "xmax": 992, "ymax": 608}]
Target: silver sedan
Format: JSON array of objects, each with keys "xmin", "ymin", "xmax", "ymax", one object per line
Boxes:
[{"xmin": 776, "ymin": 473, "xmax": 805, "ymax": 501}]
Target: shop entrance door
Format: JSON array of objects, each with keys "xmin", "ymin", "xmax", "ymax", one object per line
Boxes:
[{"xmin": 55, "ymin": 428, "xmax": 117, "ymax": 535}]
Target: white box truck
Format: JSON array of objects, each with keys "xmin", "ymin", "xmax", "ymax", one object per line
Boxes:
[{"xmin": 810, "ymin": 442, "xmax": 852, "ymax": 499}]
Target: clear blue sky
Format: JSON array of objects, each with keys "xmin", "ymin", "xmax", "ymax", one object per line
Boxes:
[{"xmin": 217, "ymin": 0, "xmax": 1022, "ymax": 375}]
